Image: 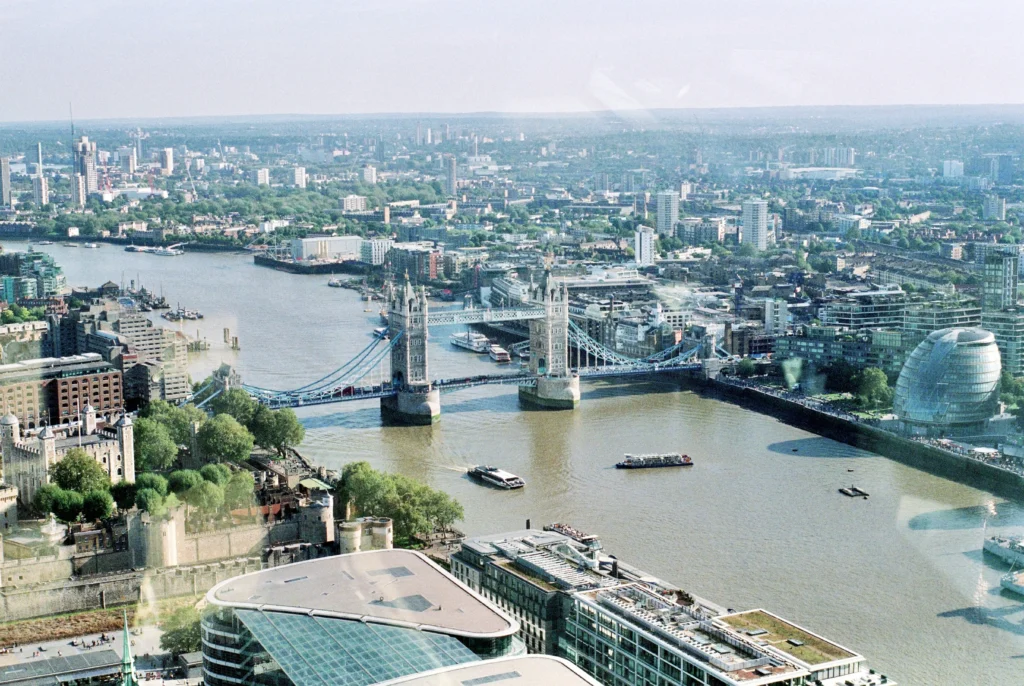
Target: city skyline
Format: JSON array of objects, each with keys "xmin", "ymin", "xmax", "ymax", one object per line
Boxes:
[{"xmin": 3, "ymin": 0, "xmax": 1024, "ymax": 123}]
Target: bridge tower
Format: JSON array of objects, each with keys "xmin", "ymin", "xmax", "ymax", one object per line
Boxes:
[
  {"xmin": 519, "ymin": 280, "xmax": 580, "ymax": 409},
  {"xmin": 382, "ymin": 277, "xmax": 441, "ymax": 424}
]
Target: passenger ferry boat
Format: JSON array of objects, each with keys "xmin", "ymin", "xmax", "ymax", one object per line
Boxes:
[
  {"xmin": 489, "ymin": 345, "xmax": 512, "ymax": 363},
  {"xmin": 984, "ymin": 535, "xmax": 1024, "ymax": 566},
  {"xmin": 152, "ymin": 245, "xmax": 184, "ymax": 256},
  {"xmin": 373, "ymin": 327, "xmax": 390, "ymax": 340},
  {"xmin": 328, "ymin": 277, "xmax": 345, "ymax": 287},
  {"xmin": 616, "ymin": 453, "xmax": 692, "ymax": 469},
  {"xmin": 468, "ymin": 465, "xmax": 525, "ymax": 489},
  {"xmin": 82, "ymin": 242, "xmax": 100, "ymax": 248},
  {"xmin": 839, "ymin": 486, "xmax": 869, "ymax": 498},
  {"xmin": 450, "ymin": 331, "xmax": 491, "ymax": 353}
]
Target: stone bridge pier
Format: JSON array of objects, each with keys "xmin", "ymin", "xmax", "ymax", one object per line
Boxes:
[
  {"xmin": 383, "ymin": 279, "xmax": 441, "ymax": 425},
  {"xmin": 518, "ymin": 281, "xmax": 580, "ymax": 410}
]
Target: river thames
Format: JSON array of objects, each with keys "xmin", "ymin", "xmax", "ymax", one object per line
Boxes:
[{"xmin": 12, "ymin": 241, "xmax": 1024, "ymax": 685}]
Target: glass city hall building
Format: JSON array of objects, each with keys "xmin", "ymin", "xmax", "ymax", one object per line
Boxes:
[{"xmin": 200, "ymin": 549, "xmax": 526, "ymax": 686}]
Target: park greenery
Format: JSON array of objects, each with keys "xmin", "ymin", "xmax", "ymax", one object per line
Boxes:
[
  {"xmin": 336, "ymin": 461, "xmax": 463, "ymax": 544},
  {"xmin": 159, "ymin": 605, "xmax": 202, "ymax": 655},
  {"xmin": 34, "ymin": 449, "xmax": 114, "ymax": 522}
]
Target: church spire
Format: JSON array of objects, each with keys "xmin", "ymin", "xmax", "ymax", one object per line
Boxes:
[{"xmin": 120, "ymin": 610, "xmax": 139, "ymax": 686}]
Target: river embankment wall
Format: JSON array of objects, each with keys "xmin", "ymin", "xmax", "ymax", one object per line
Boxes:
[{"xmin": 692, "ymin": 377, "xmax": 1024, "ymax": 501}]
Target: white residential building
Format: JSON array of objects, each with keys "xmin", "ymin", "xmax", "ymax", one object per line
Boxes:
[
  {"xmin": 32, "ymin": 176, "xmax": 49, "ymax": 206},
  {"xmin": 764, "ymin": 299, "xmax": 788, "ymax": 335},
  {"xmin": 655, "ymin": 190, "xmax": 679, "ymax": 237},
  {"xmin": 342, "ymin": 194, "xmax": 368, "ymax": 211},
  {"xmin": 742, "ymin": 199, "xmax": 769, "ymax": 251},
  {"xmin": 293, "ymin": 166, "xmax": 307, "ymax": 189},
  {"xmin": 943, "ymin": 160, "xmax": 964, "ymax": 178},
  {"xmin": 253, "ymin": 168, "xmax": 270, "ymax": 186},
  {"xmin": 360, "ymin": 238, "xmax": 394, "ymax": 265},
  {"xmin": 634, "ymin": 226, "xmax": 655, "ymax": 267},
  {"xmin": 363, "ymin": 165, "xmax": 377, "ymax": 184}
]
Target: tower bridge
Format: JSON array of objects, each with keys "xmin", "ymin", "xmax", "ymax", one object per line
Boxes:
[{"xmin": 234, "ymin": 278, "xmax": 723, "ymax": 424}]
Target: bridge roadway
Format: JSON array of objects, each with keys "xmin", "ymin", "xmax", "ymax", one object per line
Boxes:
[{"xmin": 256, "ymin": 364, "xmax": 702, "ymax": 410}]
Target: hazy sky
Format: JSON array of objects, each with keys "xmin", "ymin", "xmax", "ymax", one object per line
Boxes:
[{"xmin": 3, "ymin": 0, "xmax": 1024, "ymax": 122}]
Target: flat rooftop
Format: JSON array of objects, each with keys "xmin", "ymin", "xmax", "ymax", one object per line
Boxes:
[
  {"xmin": 581, "ymin": 586, "xmax": 805, "ymax": 683},
  {"xmin": 719, "ymin": 610, "xmax": 858, "ymax": 667},
  {"xmin": 207, "ymin": 548, "xmax": 517, "ymax": 638},
  {"xmin": 378, "ymin": 656, "xmax": 600, "ymax": 685},
  {"xmin": 0, "ymin": 650, "xmax": 120, "ymax": 686}
]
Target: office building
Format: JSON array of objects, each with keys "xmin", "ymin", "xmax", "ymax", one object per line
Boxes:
[
  {"xmin": 446, "ymin": 155, "xmax": 457, "ymax": 195},
  {"xmin": 35, "ymin": 142, "xmax": 43, "ymax": 173},
  {"xmin": 981, "ymin": 252, "xmax": 1018, "ymax": 312},
  {"xmin": 0, "ymin": 352, "xmax": 123, "ymax": 429},
  {"xmin": 70, "ymin": 173, "xmax": 87, "ymax": 208},
  {"xmin": 361, "ymin": 238, "xmax": 394, "ymax": 266},
  {"xmin": 73, "ymin": 136, "xmax": 98, "ymax": 193},
  {"xmin": 387, "ymin": 243, "xmax": 441, "ymax": 283},
  {"xmin": 634, "ymin": 227, "xmax": 655, "ymax": 267},
  {"xmin": 984, "ymin": 195, "xmax": 1006, "ymax": 221},
  {"xmin": 764, "ymin": 299, "xmax": 788, "ymax": 335},
  {"xmin": 451, "ymin": 529, "xmax": 893, "ymax": 686},
  {"xmin": 201, "ymin": 549, "xmax": 524, "ymax": 686},
  {"xmin": 774, "ymin": 326, "xmax": 911, "ymax": 378},
  {"xmin": 903, "ymin": 299, "xmax": 982, "ymax": 344},
  {"xmin": 253, "ymin": 168, "xmax": 270, "ymax": 186},
  {"xmin": 364, "ymin": 165, "xmax": 378, "ymax": 184},
  {"xmin": 32, "ymin": 175, "xmax": 49, "ymax": 207},
  {"xmin": 655, "ymin": 191, "xmax": 679, "ymax": 237},
  {"xmin": 741, "ymin": 199, "xmax": 769, "ymax": 251},
  {"xmin": 982, "ymin": 309, "xmax": 1024, "ymax": 376},
  {"xmin": 0, "ymin": 250, "xmax": 67, "ymax": 297},
  {"xmin": 0, "ymin": 157, "xmax": 10, "ymax": 206},
  {"xmin": 117, "ymin": 146, "xmax": 136, "ymax": 174},
  {"xmin": 293, "ymin": 166, "xmax": 306, "ymax": 189},
  {"xmin": 943, "ymin": 160, "xmax": 964, "ymax": 178},
  {"xmin": 819, "ymin": 290, "xmax": 907, "ymax": 329},
  {"xmin": 159, "ymin": 147, "xmax": 174, "ymax": 176}
]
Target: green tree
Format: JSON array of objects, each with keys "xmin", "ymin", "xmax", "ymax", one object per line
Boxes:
[
  {"xmin": 110, "ymin": 481, "xmax": 138, "ymax": 512},
  {"xmin": 135, "ymin": 488, "xmax": 167, "ymax": 517},
  {"xmin": 210, "ymin": 389, "xmax": 258, "ymax": 426},
  {"xmin": 50, "ymin": 449, "xmax": 111, "ymax": 494},
  {"xmin": 135, "ymin": 473, "xmax": 169, "ymax": 497},
  {"xmin": 249, "ymin": 407, "xmax": 305, "ymax": 454},
  {"xmin": 134, "ymin": 417, "xmax": 178, "ymax": 472},
  {"xmin": 200, "ymin": 463, "xmax": 232, "ymax": 487},
  {"xmin": 33, "ymin": 484, "xmax": 64, "ymax": 515},
  {"xmin": 168, "ymin": 469, "xmax": 204, "ymax": 495},
  {"xmin": 185, "ymin": 481, "xmax": 224, "ymax": 514},
  {"xmin": 52, "ymin": 489, "xmax": 84, "ymax": 522},
  {"xmin": 856, "ymin": 367, "xmax": 893, "ymax": 409},
  {"xmin": 143, "ymin": 400, "xmax": 206, "ymax": 445},
  {"xmin": 197, "ymin": 414, "xmax": 254, "ymax": 463},
  {"xmin": 82, "ymin": 490, "xmax": 114, "ymax": 521},
  {"xmin": 159, "ymin": 605, "xmax": 202, "ymax": 655},
  {"xmin": 736, "ymin": 358, "xmax": 756, "ymax": 378},
  {"xmin": 223, "ymin": 471, "xmax": 256, "ymax": 510}
]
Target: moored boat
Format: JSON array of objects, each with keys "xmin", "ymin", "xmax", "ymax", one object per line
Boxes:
[
  {"xmin": 1001, "ymin": 569, "xmax": 1024, "ymax": 597},
  {"xmin": 984, "ymin": 535, "xmax": 1024, "ymax": 566},
  {"xmin": 839, "ymin": 486, "xmax": 869, "ymax": 498},
  {"xmin": 468, "ymin": 465, "xmax": 525, "ymax": 489},
  {"xmin": 451, "ymin": 331, "xmax": 491, "ymax": 353},
  {"xmin": 489, "ymin": 344, "xmax": 512, "ymax": 363},
  {"xmin": 616, "ymin": 453, "xmax": 692, "ymax": 469},
  {"xmin": 328, "ymin": 278, "xmax": 344, "ymax": 287}
]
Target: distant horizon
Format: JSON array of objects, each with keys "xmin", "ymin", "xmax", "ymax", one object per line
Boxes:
[{"xmin": 7, "ymin": 102, "xmax": 1024, "ymax": 129}]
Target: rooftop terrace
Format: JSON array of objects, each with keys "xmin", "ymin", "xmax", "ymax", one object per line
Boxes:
[{"xmin": 719, "ymin": 610, "xmax": 858, "ymax": 668}]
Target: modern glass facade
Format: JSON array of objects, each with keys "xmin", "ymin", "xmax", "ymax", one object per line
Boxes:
[
  {"xmin": 893, "ymin": 327, "xmax": 1001, "ymax": 433},
  {"xmin": 201, "ymin": 608, "xmax": 486, "ymax": 686}
]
